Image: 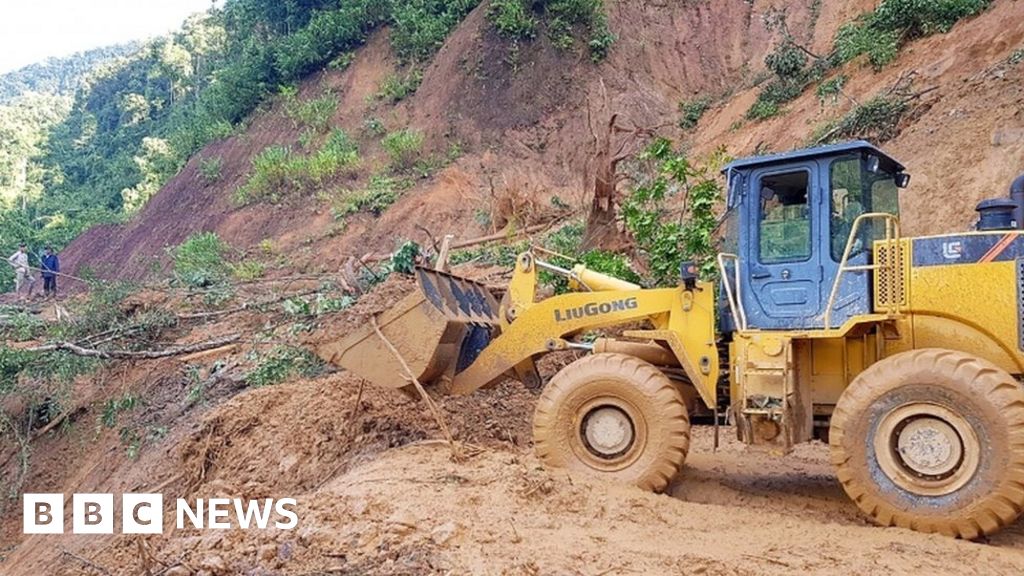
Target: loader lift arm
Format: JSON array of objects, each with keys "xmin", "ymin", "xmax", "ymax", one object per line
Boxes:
[{"xmin": 450, "ymin": 253, "xmax": 720, "ymax": 407}]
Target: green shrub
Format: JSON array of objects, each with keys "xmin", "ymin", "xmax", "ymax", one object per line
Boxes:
[
  {"xmin": 678, "ymin": 98, "xmax": 711, "ymax": 130},
  {"xmin": 381, "ymin": 128, "xmax": 425, "ymax": 170},
  {"xmin": 364, "ymin": 117, "xmax": 386, "ymax": 136},
  {"xmin": 283, "ymin": 92, "xmax": 338, "ymax": 133},
  {"xmin": 816, "ymin": 75, "xmax": 848, "ymax": 105},
  {"xmin": 390, "ymin": 240, "xmax": 421, "ymax": 274},
  {"xmin": 834, "ymin": 0, "xmax": 990, "ymax": 68},
  {"xmin": 376, "ymin": 70, "xmax": 423, "ymax": 103},
  {"xmin": 586, "ymin": 18, "xmax": 616, "ymax": 62},
  {"xmin": 236, "ymin": 145, "xmax": 298, "ymax": 203},
  {"xmin": 746, "ymin": 77, "xmax": 806, "ymax": 121},
  {"xmin": 390, "ymin": 0, "xmax": 481, "ymax": 62},
  {"xmin": 539, "ymin": 221, "xmax": 641, "ymax": 291},
  {"xmin": 199, "ymin": 157, "xmax": 222, "ymax": 183},
  {"xmin": 307, "ymin": 129, "xmax": 360, "ymax": 183},
  {"xmin": 489, "ymin": 0, "xmax": 615, "ymax": 61},
  {"xmin": 0, "ymin": 310, "xmax": 46, "ymax": 341},
  {"xmin": 834, "ymin": 21, "xmax": 900, "ymax": 68},
  {"xmin": 872, "ymin": 0, "xmax": 990, "ymax": 36},
  {"xmin": 100, "ymin": 393, "xmax": 138, "ymax": 428},
  {"xmin": 765, "ymin": 43, "xmax": 808, "ymax": 78},
  {"xmin": 328, "ymin": 51, "xmax": 356, "ymax": 70},
  {"xmin": 746, "ymin": 37, "xmax": 818, "ymax": 122},
  {"xmin": 245, "ymin": 346, "xmax": 325, "ymax": 387},
  {"xmin": 488, "ymin": 0, "xmax": 538, "ymax": 39},
  {"xmin": 170, "ymin": 232, "xmax": 229, "ymax": 288},
  {"xmin": 622, "ymin": 139, "xmax": 724, "ymax": 284}
]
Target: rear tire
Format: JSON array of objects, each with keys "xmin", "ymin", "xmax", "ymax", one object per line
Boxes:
[
  {"xmin": 533, "ymin": 353, "xmax": 690, "ymax": 491},
  {"xmin": 830, "ymin": 348, "xmax": 1024, "ymax": 538}
]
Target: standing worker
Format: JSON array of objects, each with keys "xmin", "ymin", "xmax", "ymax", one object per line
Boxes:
[
  {"xmin": 41, "ymin": 246, "xmax": 59, "ymax": 298},
  {"xmin": 8, "ymin": 243, "xmax": 35, "ymax": 300}
]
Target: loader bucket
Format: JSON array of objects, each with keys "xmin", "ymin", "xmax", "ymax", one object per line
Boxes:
[{"xmin": 316, "ymin": 268, "xmax": 501, "ymax": 391}]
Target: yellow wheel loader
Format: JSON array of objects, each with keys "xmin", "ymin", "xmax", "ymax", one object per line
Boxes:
[{"xmin": 318, "ymin": 141, "xmax": 1024, "ymax": 539}]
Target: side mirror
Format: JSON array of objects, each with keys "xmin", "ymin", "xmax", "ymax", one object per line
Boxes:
[
  {"xmin": 895, "ymin": 173, "xmax": 911, "ymax": 189},
  {"xmin": 679, "ymin": 260, "xmax": 698, "ymax": 291}
]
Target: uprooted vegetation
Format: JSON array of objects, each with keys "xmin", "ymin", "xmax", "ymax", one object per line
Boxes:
[{"xmin": 747, "ymin": 0, "xmax": 993, "ymax": 121}]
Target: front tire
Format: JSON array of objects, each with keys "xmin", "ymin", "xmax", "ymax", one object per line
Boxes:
[
  {"xmin": 533, "ymin": 353, "xmax": 690, "ymax": 491},
  {"xmin": 830, "ymin": 348, "xmax": 1024, "ymax": 538}
]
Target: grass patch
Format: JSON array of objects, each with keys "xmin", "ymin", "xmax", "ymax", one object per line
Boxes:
[
  {"xmin": 376, "ymin": 70, "xmax": 423, "ymax": 103},
  {"xmin": 230, "ymin": 260, "xmax": 265, "ymax": 281},
  {"xmin": 281, "ymin": 87, "xmax": 339, "ymax": 133},
  {"xmin": 381, "ymin": 128, "xmax": 425, "ymax": 170},
  {"xmin": 235, "ymin": 129, "xmax": 360, "ymax": 204}
]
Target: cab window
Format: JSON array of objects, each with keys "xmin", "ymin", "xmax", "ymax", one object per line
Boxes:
[
  {"xmin": 830, "ymin": 156, "xmax": 901, "ymax": 260},
  {"xmin": 758, "ymin": 171, "xmax": 811, "ymax": 263}
]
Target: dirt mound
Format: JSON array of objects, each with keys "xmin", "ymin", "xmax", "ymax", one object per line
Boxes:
[
  {"xmin": 178, "ymin": 370, "xmax": 536, "ymax": 499},
  {"xmin": 64, "ymin": 428, "xmax": 1024, "ymax": 576}
]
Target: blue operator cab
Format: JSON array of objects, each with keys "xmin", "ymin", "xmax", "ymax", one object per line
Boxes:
[{"xmin": 717, "ymin": 141, "xmax": 910, "ymax": 331}]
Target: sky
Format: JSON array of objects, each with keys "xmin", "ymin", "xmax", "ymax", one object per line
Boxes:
[{"xmin": 0, "ymin": 0, "xmax": 218, "ymax": 73}]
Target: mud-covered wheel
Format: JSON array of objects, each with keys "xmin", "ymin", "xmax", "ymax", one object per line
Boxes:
[
  {"xmin": 533, "ymin": 353, "xmax": 690, "ymax": 491},
  {"xmin": 830, "ymin": 348, "xmax": 1024, "ymax": 538}
]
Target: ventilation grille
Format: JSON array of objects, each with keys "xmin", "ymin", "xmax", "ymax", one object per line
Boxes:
[
  {"xmin": 874, "ymin": 241, "xmax": 907, "ymax": 313},
  {"xmin": 1017, "ymin": 259, "xmax": 1024, "ymax": 351}
]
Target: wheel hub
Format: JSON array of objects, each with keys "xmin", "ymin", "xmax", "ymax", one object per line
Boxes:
[
  {"xmin": 896, "ymin": 417, "xmax": 962, "ymax": 477},
  {"xmin": 874, "ymin": 403, "xmax": 980, "ymax": 496},
  {"xmin": 581, "ymin": 406, "xmax": 635, "ymax": 459}
]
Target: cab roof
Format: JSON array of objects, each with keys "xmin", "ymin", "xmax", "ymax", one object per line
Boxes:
[{"xmin": 721, "ymin": 140, "xmax": 906, "ymax": 174}]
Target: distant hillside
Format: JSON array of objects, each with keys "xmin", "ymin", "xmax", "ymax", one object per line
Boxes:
[{"xmin": 0, "ymin": 42, "xmax": 141, "ymax": 103}]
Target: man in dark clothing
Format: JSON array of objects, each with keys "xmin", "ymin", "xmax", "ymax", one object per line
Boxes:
[{"xmin": 41, "ymin": 246, "xmax": 59, "ymax": 298}]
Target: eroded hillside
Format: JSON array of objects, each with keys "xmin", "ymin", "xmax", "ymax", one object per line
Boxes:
[{"xmin": 4, "ymin": 1, "xmax": 1024, "ymax": 574}]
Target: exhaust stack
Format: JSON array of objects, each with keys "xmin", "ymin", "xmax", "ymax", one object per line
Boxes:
[{"xmin": 1012, "ymin": 173, "xmax": 1024, "ymax": 230}]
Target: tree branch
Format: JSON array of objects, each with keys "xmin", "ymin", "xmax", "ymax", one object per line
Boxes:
[{"xmin": 23, "ymin": 334, "xmax": 240, "ymax": 360}]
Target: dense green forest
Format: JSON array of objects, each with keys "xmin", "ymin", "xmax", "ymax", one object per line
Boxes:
[{"xmin": 0, "ymin": 43, "xmax": 140, "ymax": 103}]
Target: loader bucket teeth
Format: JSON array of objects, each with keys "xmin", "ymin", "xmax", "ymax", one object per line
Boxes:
[
  {"xmin": 417, "ymin": 267, "xmax": 500, "ymax": 325},
  {"xmin": 317, "ymin": 267, "xmax": 498, "ymax": 392}
]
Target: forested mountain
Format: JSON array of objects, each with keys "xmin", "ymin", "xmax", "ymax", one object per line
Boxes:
[
  {"xmin": 0, "ymin": 43, "xmax": 141, "ymax": 103},
  {"xmin": 0, "ymin": 0, "xmax": 493, "ymax": 275}
]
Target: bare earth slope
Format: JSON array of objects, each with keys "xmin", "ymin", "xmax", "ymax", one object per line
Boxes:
[{"xmin": 61, "ymin": 0, "xmax": 846, "ymax": 281}]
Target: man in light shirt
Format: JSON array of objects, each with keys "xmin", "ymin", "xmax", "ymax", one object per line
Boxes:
[{"xmin": 8, "ymin": 243, "xmax": 35, "ymax": 300}]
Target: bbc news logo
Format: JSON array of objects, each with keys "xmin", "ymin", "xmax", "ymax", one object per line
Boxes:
[{"xmin": 24, "ymin": 494, "xmax": 298, "ymax": 534}]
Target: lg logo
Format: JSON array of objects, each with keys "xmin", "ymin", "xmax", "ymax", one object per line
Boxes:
[
  {"xmin": 942, "ymin": 241, "xmax": 963, "ymax": 260},
  {"xmin": 24, "ymin": 494, "xmax": 298, "ymax": 534}
]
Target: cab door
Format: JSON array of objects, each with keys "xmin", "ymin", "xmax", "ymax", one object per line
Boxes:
[{"xmin": 742, "ymin": 165, "xmax": 821, "ymax": 329}]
